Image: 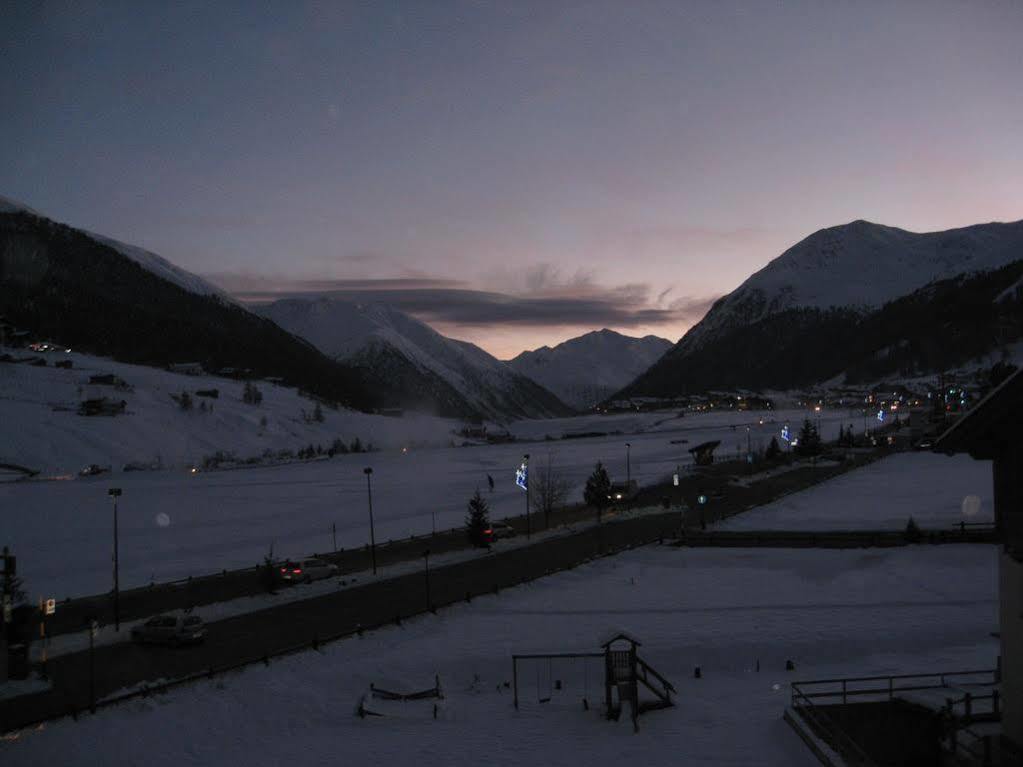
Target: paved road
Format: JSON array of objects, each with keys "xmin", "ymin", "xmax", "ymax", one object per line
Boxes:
[
  {"xmin": 1, "ymin": 447, "xmax": 908, "ymax": 732},
  {"xmin": 41, "ymin": 448, "xmax": 887, "ymax": 636}
]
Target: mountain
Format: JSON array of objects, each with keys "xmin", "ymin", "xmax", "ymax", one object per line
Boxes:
[
  {"xmin": 507, "ymin": 329, "xmax": 672, "ymax": 409},
  {"xmin": 618, "ymin": 219, "xmax": 1023, "ymax": 397},
  {"xmin": 0, "ymin": 195, "xmax": 228, "ymax": 300},
  {"xmin": 0, "ymin": 201, "xmax": 378, "ymax": 410},
  {"xmin": 258, "ymin": 298, "xmax": 575, "ymax": 421}
]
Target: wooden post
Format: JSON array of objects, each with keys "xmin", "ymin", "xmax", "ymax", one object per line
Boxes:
[
  {"xmin": 604, "ymin": 648, "xmax": 613, "ymax": 719},
  {"xmin": 630, "ymin": 644, "xmax": 639, "ymax": 733},
  {"xmin": 513, "ymin": 656, "xmax": 518, "ymax": 710}
]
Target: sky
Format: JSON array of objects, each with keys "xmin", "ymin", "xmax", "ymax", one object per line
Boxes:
[{"xmin": 2, "ymin": 1, "xmax": 1022, "ymax": 358}]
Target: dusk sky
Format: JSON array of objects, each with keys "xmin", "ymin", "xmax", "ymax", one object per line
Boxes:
[{"xmin": 3, "ymin": 1, "xmax": 1021, "ymax": 358}]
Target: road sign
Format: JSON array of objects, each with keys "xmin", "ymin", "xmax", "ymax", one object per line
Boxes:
[
  {"xmin": 697, "ymin": 494, "xmax": 707, "ymax": 505},
  {"xmin": 45, "ymin": 598, "xmax": 56, "ymax": 616}
]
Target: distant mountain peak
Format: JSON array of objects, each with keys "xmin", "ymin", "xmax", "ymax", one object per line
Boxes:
[
  {"xmin": 259, "ymin": 297, "xmax": 573, "ymax": 420},
  {"xmin": 508, "ymin": 330, "xmax": 672, "ymax": 409}
]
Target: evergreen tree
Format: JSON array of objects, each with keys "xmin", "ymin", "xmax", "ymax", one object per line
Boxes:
[
  {"xmin": 795, "ymin": 418, "xmax": 822, "ymax": 456},
  {"xmin": 466, "ymin": 488, "xmax": 491, "ymax": 547},
  {"xmin": 313, "ymin": 402, "xmax": 325, "ymax": 422},
  {"xmin": 583, "ymin": 461, "xmax": 612, "ymax": 521},
  {"xmin": 765, "ymin": 435, "xmax": 782, "ymax": 460}
]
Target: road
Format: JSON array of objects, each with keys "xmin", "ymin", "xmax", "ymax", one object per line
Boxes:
[{"xmin": 2, "ymin": 446, "xmax": 916, "ymax": 732}]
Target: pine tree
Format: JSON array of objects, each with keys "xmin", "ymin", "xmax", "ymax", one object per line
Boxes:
[
  {"xmin": 466, "ymin": 488, "xmax": 491, "ymax": 547},
  {"xmin": 765, "ymin": 435, "xmax": 782, "ymax": 460},
  {"xmin": 583, "ymin": 461, "xmax": 612, "ymax": 521},
  {"xmin": 313, "ymin": 402, "xmax": 325, "ymax": 422},
  {"xmin": 796, "ymin": 418, "xmax": 821, "ymax": 457}
]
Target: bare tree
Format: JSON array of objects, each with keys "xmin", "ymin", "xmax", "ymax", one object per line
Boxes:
[{"xmin": 531, "ymin": 452, "xmax": 571, "ymax": 529}]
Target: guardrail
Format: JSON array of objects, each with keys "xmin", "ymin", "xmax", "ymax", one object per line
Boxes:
[{"xmin": 790, "ymin": 669, "xmax": 1000, "ymax": 767}]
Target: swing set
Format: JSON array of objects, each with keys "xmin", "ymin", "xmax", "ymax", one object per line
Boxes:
[
  {"xmin": 512, "ymin": 632, "xmax": 676, "ymax": 732},
  {"xmin": 512, "ymin": 652, "xmax": 603, "ymax": 710}
]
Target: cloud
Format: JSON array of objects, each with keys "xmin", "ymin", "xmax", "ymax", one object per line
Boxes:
[{"xmin": 204, "ymin": 269, "xmax": 721, "ymax": 335}]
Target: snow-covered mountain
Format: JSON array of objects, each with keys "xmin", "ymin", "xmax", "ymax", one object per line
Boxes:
[
  {"xmin": 0, "ymin": 194, "xmax": 229, "ymax": 300},
  {"xmin": 507, "ymin": 329, "xmax": 672, "ymax": 409},
  {"xmin": 258, "ymin": 298, "xmax": 574, "ymax": 421},
  {"xmin": 1, "ymin": 197, "xmax": 381, "ymax": 412},
  {"xmin": 618, "ymin": 218, "xmax": 1023, "ymax": 397},
  {"xmin": 681, "ymin": 219, "xmax": 1023, "ymax": 355}
]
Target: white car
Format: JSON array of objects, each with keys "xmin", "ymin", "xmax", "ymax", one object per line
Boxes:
[
  {"xmin": 131, "ymin": 613, "xmax": 206, "ymax": 645},
  {"xmin": 279, "ymin": 557, "xmax": 339, "ymax": 583}
]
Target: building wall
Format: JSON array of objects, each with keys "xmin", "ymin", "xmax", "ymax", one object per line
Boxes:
[{"xmin": 1001, "ymin": 552, "xmax": 1023, "ymax": 749}]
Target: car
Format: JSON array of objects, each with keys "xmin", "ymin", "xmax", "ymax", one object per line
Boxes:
[
  {"xmin": 483, "ymin": 521, "xmax": 517, "ymax": 543},
  {"xmin": 79, "ymin": 464, "xmax": 111, "ymax": 477},
  {"xmin": 279, "ymin": 557, "xmax": 339, "ymax": 583},
  {"xmin": 914, "ymin": 439, "xmax": 934, "ymax": 451},
  {"xmin": 131, "ymin": 613, "xmax": 206, "ymax": 646}
]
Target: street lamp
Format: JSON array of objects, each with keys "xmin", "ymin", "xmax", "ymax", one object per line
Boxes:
[
  {"xmin": 523, "ymin": 454, "xmax": 531, "ymax": 539},
  {"xmin": 625, "ymin": 443, "xmax": 631, "ymax": 487},
  {"xmin": 108, "ymin": 488, "xmax": 122, "ymax": 631},
  {"xmin": 363, "ymin": 468, "xmax": 377, "ymax": 575},
  {"xmin": 423, "ymin": 549, "xmax": 432, "ymax": 611}
]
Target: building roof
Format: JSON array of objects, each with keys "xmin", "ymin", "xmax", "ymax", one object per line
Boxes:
[
  {"xmin": 935, "ymin": 369, "xmax": 1023, "ymax": 460},
  {"xmin": 599, "ymin": 629, "xmax": 642, "ymax": 648},
  {"xmin": 688, "ymin": 440, "xmax": 721, "ymax": 454}
]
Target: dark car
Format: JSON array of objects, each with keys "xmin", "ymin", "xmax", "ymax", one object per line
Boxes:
[{"xmin": 483, "ymin": 521, "xmax": 517, "ymax": 543}]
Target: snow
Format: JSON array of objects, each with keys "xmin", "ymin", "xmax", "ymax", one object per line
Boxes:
[
  {"xmin": 0, "ymin": 195, "xmax": 230, "ymax": 300},
  {"xmin": 0, "ymin": 195, "xmax": 39, "ymax": 216},
  {"xmin": 685, "ymin": 218, "xmax": 1023, "ymax": 350},
  {"xmin": 507, "ymin": 329, "xmax": 673, "ymax": 408},
  {"xmin": 257, "ymin": 298, "xmax": 566, "ymax": 419},
  {"xmin": 0, "ymin": 389, "xmax": 853, "ymax": 600},
  {"xmin": 84, "ymin": 232, "xmax": 231, "ymax": 301},
  {"xmin": 720, "ymin": 452, "xmax": 993, "ymax": 531},
  {"xmin": 0, "ymin": 544, "xmax": 998, "ymax": 766},
  {"xmin": 0, "ymin": 348, "xmax": 458, "ymax": 476}
]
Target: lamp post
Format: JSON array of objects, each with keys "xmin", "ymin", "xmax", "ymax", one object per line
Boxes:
[
  {"xmin": 423, "ymin": 549, "xmax": 432, "ymax": 611},
  {"xmin": 363, "ymin": 468, "xmax": 377, "ymax": 575},
  {"xmin": 625, "ymin": 442, "xmax": 631, "ymax": 488},
  {"xmin": 746, "ymin": 425, "xmax": 752, "ymax": 474},
  {"xmin": 108, "ymin": 488, "xmax": 122, "ymax": 631},
  {"xmin": 523, "ymin": 454, "xmax": 531, "ymax": 539}
]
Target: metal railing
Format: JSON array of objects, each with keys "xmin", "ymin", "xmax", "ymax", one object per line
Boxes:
[{"xmin": 790, "ymin": 668, "xmax": 999, "ymax": 767}]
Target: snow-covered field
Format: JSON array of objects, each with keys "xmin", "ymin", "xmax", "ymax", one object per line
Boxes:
[
  {"xmin": 720, "ymin": 452, "xmax": 993, "ymax": 531},
  {"xmin": 0, "ymin": 349, "xmax": 457, "ymax": 476},
  {"xmin": 1, "ymin": 544, "xmax": 998, "ymax": 766},
  {"xmin": 1, "ymin": 357, "xmax": 858, "ymax": 600}
]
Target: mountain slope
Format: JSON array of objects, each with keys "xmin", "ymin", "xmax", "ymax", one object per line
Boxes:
[
  {"xmin": 619, "ymin": 219, "xmax": 1023, "ymax": 396},
  {"xmin": 507, "ymin": 329, "xmax": 672, "ymax": 408},
  {"xmin": 0, "ymin": 205, "xmax": 377, "ymax": 410},
  {"xmin": 681, "ymin": 219, "xmax": 1023, "ymax": 355},
  {"xmin": 258, "ymin": 298, "xmax": 575, "ymax": 421}
]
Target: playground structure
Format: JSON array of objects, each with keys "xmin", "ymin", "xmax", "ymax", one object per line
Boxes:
[
  {"xmin": 689, "ymin": 440, "xmax": 721, "ymax": 466},
  {"xmin": 513, "ymin": 631, "xmax": 675, "ymax": 732}
]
